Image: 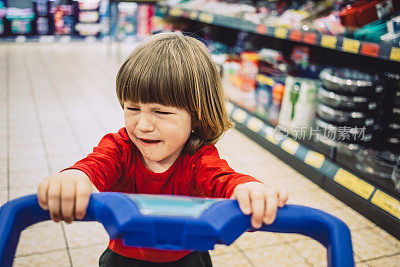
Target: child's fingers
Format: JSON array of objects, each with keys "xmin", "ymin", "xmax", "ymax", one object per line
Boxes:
[
  {"xmin": 74, "ymin": 179, "xmax": 92, "ymax": 220},
  {"xmin": 263, "ymin": 190, "xmax": 278, "ymax": 225},
  {"xmin": 60, "ymin": 178, "xmax": 76, "ymax": 224},
  {"xmin": 48, "ymin": 178, "xmax": 62, "ymax": 222},
  {"xmin": 37, "ymin": 177, "xmax": 50, "ymax": 210},
  {"xmin": 233, "ymin": 187, "xmax": 252, "ymax": 215},
  {"xmin": 250, "ymin": 192, "xmax": 265, "ymax": 229},
  {"xmin": 278, "ymin": 190, "xmax": 289, "ymax": 207}
]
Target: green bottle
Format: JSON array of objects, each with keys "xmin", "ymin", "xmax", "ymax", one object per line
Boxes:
[{"xmin": 290, "ymin": 81, "xmax": 301, "ymax": 120}]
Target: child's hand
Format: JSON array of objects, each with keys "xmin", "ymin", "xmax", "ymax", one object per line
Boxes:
[
  {"xmin": 37, "ymin": 169, "xmax": 93, "ymax": 224},
  {"xmin": 231, "ymin": 182, "xmax": 288, "ymax": 229}
]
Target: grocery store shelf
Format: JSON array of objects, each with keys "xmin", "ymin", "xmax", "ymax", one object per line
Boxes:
[
  {"xmin": 227, "ymin": 101, "xmax": 400, "ymax": 240},
  {"xmin": 0, "ymin": 35, "xmax": 107, "ymax": 43},
  {"xmin": 158, "ymin": 5, "xmax": 400, "ymax": 63},
  {"xmin": 0, "ymin": 35, "xmax": 145, "ymax": 44}
]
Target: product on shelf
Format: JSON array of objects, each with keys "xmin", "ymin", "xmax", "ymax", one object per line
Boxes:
[
  {"xmin": 98, "ymin": 0, "xmax": 109, "ymax": 37},
  {"xmin": 76, "ymin": 0, "xmax": 100, "ymax": 11},
  {"xmin": 33, "ymin": 0, "xmax": 57, "ymax": 17},
  {"xmin": 35, "ymin": 16, "xmax": 49, "ymax": 34},
  {"xmin": 353, "ymin": 10, "xmax": 400, "ymax": 44},
  {"xmin": 116, "ymin": 2, "xmax": 137, "ymax": 40},
  {"xmin": 75, "ymin": 22, "xmax": 100, "ymax": 36},
  {"xmin": 137, "ymin": 4, "xmax": 154, "ymax": 38},
  {"xmin": 222, "ymin": 52, "xmax": 259, "ymax": 112},
  {"xmin": 315, "ymin": 118, "xmax": 378, "ymax": 144},
  {"xmin": 278, "ymin": 76, "xmax": 319, "ymax": 135},
  {"xmin": 313, "ymin": 11, "xmax": 346, "ymax": 35},
  {"xmin": 382, "ymin": 72, "xmax": 400, "ymax": 151},
  {"xmin": 54, "ymin": 5, "xmax": 74, "ymax": 35},
  {"xmin": 238, "ymin": 52, "xmax": 259, "ymax": 92},
  {"xmin": 255, "ymin": 74, "xmax": 273, "ymax": 120},
  {"xmin": 313, "ymin": 128, "xmax": 361, "ymax": 155},
  {"xmin": 32, "ymin": 0, "xmax": 57, "ymax": 35},
  {"xmin": 78, "ymin": 10, "xmax": 99, "ymax": 23},
  {"xmin": 355, "ymin": 149, "xmax": 400, "ymax": 185},
  {"xmin": 269, "ymin": 83, "xmax": 285, "ymax": 126},
  {"xmin": 319, "ymin": 67, "xmax": 385, "ymax": 96},
  {"xmin": 258, "ymin": 48, "xmax": 291, "ymax": 77},
  {"xmin": 163, "ymin": 0, "xmax": 400, "ymax": 45},
  {"xmin": 339, "ymin": 0, "xmax": 400, "ymax": 28},
  {"xmin": 317, "ymin": 86, "xmax": 379, "ymax": 111},
  {"xmin": 5, "ymin": 8, "xmax": 35, "ymax": 35},
  {"xmin": 0, "ymin": 0, "xmax": 5, "ymax": 36},
  {"xmin": 316, "ymin": 103, "xmax": 377, "ymax": 127},
  {"xmin": 74, "ymin": 0, "xmax": 101, "ymax": 37}
]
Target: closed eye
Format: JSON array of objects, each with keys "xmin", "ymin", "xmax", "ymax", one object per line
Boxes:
[
  {"xmin": 127, "ymin": 107, "xmax": 140, "ymax": 111},
  {"xmin": 155, "ymin": 111, "xmax": 172, "ymax": 115}
]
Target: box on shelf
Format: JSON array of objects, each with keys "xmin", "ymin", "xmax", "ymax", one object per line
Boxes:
[
  {"xmin": 54, "ymin": 4, "xmax": 75, "ymax": 35},
  {"xmin": 5, "ymin": 8, "xmax": 35, "ymax": 35},
  {"xmin": 278, "ymin": 76, "xmax": 319, "ymax": 136},
  {"xmin": 0, "ymin": 0, "xmax": 5, "ymax": 36},
  {"xmin": 117, "ymin": 2, "xmax": 137, "ymax": 40}
]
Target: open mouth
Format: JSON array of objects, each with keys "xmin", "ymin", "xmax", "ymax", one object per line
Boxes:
[{"xmin": 139, "ymin": 138, "xmax": 161, "ymax": 145}]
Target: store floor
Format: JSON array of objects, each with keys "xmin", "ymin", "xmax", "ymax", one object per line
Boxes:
[{"xmin": 1, "ymin": 42, "xmax": 400, "ymax": 267}]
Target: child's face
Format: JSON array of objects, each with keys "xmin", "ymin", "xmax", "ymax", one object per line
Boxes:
[{"xmin": 123, "ymin": 101, "xmax": 192, "ymax": 171}]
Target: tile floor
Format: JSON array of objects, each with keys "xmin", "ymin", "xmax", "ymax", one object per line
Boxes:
[{"xmin": 0, "ymin": 42, "xmax": 399, "ymax": 267}]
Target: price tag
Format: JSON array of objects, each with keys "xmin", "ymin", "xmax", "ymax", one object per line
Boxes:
[
  {"xmin": 321, "ymin": 35, "xmax": 337, "ymax": 49},
  {"xmin": 256, "ymin": 74, "xmax": 274, "ymax": 86},
  {"xmin": 256, "ymin": 25, "xmax": 267, "ymax": 34},
  {"xmin": 247, "ymin": 117, "xmax": 263, "ymax": 133},
  {"xmin": 183, "ymin": 11, "xmax": 190, "ymax": 18},
  {"xmin": 266, "ymin": 132, "xmax": 279, "ymax": 145},
  {"xmin": 189, "ymin": 11, "xmax": 198, "ymax": 20},
  {"xmin": 274, "ymin": 27, "xmax": 288, "ymax": 39},
  {"xmin": 334, "ymin": 169, "xmax": 374, "ymax": 199},
  {"xmin": 59, "ymin": 36, "xmax": 72, "ymax": 43},
  {"xmin": 169, "ymin": 8, "xmax": 183, "ymax": 17},
  {"xmin": 232, "ymin": 109, "xmax": 247, "ymax": 123},
  {"xmin": 85, "ymin": 36, "xmax": 96, "ymax": 43},
  {"xmin": 39, "ymin": 36, "xmax": 54, "ymax": 43},
  {"xmin": 198, "ymin": 12, "xmax": 214, "ymax": 24},
  {"xmin": 289, "ymin": 30, "xmax": 302, "ymax": 42},
  {"xmin": 390, "ymin": 47, "xmax": 400, "ymax": 62},
  {"xmin": 303, "ymin": 32, "xmax": 317, "ymax": 45},
  {"xmin": 15, "ymin": 36, "xmax": 27, "ymax": 43},
  {"xmin": 281, "ymin": 139, "xmax": 299, "ymax": 155},
  {"xmin": 360, "ymin": 43, "xmax": 379, "ymax": 57},
  {"xmin": 305, "ymin": 151, "xmax": 325, "ymax": 169},
  {"xmin": 371, "ymin": 190, "xmax": 400, "ymax": 220},
  {"xmin": 342, "ymin": 39, "xmax": 360, "ymax": 54}
]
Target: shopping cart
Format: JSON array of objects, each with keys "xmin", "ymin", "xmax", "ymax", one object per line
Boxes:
[{"xmin": 0, "ymin": 193, "xmax": 354, "ymax": 267}]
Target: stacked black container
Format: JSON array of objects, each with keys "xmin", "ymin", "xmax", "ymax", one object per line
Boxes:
[
  {"xmin": 32, "ymin": 0, "xmax": 56, "ymax": 35},
  {"xmin": 384, "ymin": 72, "xmax": 400, "ymax": 151},
  {"xmin": 315, "ymin": 67, "xmax": 384, "ymax": 151},
  {"xmin": 314, "ymin": 67, "xmax": 400, "ymax": 196}
]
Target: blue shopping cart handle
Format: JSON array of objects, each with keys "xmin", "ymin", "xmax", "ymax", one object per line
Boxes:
[{"xmin": 0, "ymin": 193, "xmax": 354, "ymax": 267}]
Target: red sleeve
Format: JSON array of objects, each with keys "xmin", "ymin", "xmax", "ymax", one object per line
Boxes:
[
  {"xmin": 63, "ymin": 132, "xmax": 126, "ymax": 191},
  {"xmin": 191, "ymin": 145, "xmax": 261, "ymax": 198}
]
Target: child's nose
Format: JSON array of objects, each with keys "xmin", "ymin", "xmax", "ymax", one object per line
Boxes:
[{"xmin": 137, "ymin": 114, "xmax": 155, "ymax": 132}]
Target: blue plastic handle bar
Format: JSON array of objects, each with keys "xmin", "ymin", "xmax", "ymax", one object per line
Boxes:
[{"xmin": 0, "ymin": 193, "xmax": 354, "ymax": 267}]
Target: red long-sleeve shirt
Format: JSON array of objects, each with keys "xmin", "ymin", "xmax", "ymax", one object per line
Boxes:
[{"xmin": 66, "ymin": 128, "xmax": 259, "ymax": 262}]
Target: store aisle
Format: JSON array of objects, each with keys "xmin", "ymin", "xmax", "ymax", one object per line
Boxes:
[{"xmin": 1, "ymin": 43, "xmax": 400, "ymax": 267}]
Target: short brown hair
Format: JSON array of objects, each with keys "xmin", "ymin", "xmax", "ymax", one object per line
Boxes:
[{"xmin": 116, "ymin": 32, "xmax": 233, "ymax": 154}]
